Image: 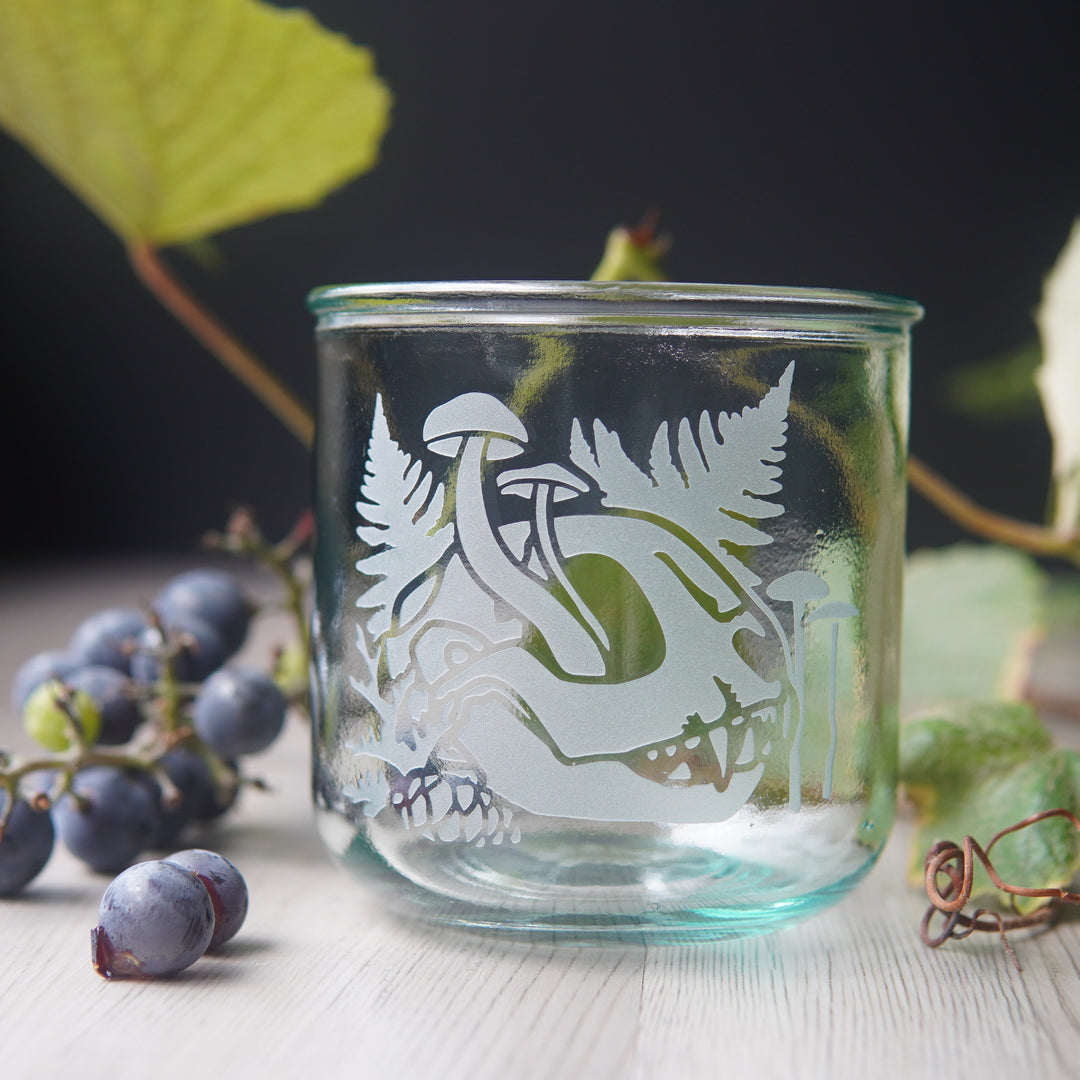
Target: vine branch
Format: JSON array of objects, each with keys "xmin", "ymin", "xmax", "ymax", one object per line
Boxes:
[
  {"xmin": 907, "ymin": 454, "xmax": 1080, "ymax": 566},
  {"xmin": 127, "ymin": 240, "xmax": 314, "ymax": 449}
]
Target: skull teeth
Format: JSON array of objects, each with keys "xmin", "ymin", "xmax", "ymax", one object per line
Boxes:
[{"xmin": 625, "ymin": 702, "xmax": 784, "ymax": 790}]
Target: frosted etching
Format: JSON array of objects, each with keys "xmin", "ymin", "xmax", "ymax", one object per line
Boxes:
[{"xmin": 342, "ymin": 362, "xmax": 857, "ymax": 839}]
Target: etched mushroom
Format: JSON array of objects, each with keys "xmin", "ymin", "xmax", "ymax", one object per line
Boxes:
[
  {"xmin": 423, "ymin": 393, "xmax": 606, "ymax": 677},
  {"xmin": 765, "ymin": 569, "xmax": 830, "ymax": 811},
  {"xmin": 806, "ymin": 601, "xmax": 858, "ymax": 798},
  {"xmin": 497, "ymin": 462, "xmax": 609, "ymax": 650},
  {"xmin": 765, "ymin": 570, "xmax": 831, "ymax": 686}
]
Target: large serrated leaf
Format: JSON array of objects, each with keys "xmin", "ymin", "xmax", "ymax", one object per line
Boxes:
[
  {"xmin": 0, "ymin": 0, "xmax": 391, "ymax": 245},
  {"xmin": 900, "ymin": 702, "xmax": 1080, "ymax": 914},
  {"xmin": 1036, "ymin": 219, "xmax": 1080, "ymax": 532},
  {"xmin": 901, "ymin": 544, "xmax": 1045, "ymax": 717}
]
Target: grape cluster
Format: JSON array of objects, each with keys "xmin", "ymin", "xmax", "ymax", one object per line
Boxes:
[
  {"xmin": 92, "ymin": 849, "xmax": 248, "ymax": 978},
  {"xmin": 0, "ymin": 566, "xmax": 297, "ymax": 895}
]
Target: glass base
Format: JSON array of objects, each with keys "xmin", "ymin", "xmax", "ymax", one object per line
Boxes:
[{"xmin": 316, "ymin": 805, "xmax": 883, "ymax": 944}]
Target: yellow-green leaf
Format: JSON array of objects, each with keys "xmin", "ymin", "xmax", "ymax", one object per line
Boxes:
[
  {"xmin": 590, "ymin": 222, "xmax": 669, "ymax": 282},
  {"xmin": 0, "ymin": 0, "xmax": 392, "ymax": 245}
]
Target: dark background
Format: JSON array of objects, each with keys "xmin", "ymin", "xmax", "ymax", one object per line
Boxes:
[{"xmin": 1, "ymin": 0, "xmax": 1076, "ymax": 561}]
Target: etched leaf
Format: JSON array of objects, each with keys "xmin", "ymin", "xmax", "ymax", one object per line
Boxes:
[
  {"xmin": 570, "ymin": 364, "xmax": 794, "ymax": 550},
  {"xmin": 648, "ymin": 422, "xmax": 683, "ymax": 491},
  {"xmin": 356, "ymin": 396, "xmax": 452, "ymax": 642},
  {"xmin": 569, "ymin": 417, "xmax": 655, "ymax": 509},
  {"xmin": 0, "ymin": 0, "xmax": 391, "ymax": 245},
  {"xmin": 701, "ymin": 363, "xmax": 793, "ymax": 520},
  {"xmin": 1035, "ymin": 218, "xmax": 1080, "ymax": 532}
]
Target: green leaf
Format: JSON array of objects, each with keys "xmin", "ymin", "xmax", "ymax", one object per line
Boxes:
[
  {"xmin": 940, "ymin": 339, "xmax": 1042, "ymax": 423},
  {"xmin": 591, "ymin": 221, "xmax": 669, "ymax": 281},
  {"xmin": 0, "ymin": 0, "xmax": 391, "ymax": 245},
  {"xmin": 900, "ymin": 702, "xmax": 1080, "ymax": 913},
  {"xmin": 1036, "ymin": 218, "xmax": 1080, "ymax": 532},
  {"xmin": 901, "ymin": 544, "xmax": 1046, "ymax": 717}
]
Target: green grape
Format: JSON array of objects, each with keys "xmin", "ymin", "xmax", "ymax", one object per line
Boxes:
[
  {"xmin": 272, "ymin": 642, "xmax": 308, "ymax": 699},
  {"xmin": 22, "ymin": 679, "xmax": 102, "ymax": 750}
]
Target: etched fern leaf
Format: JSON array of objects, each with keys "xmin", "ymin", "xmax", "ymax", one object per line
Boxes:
[
  {"xmin": 569, "ymin": 363, "xmax": 794, "ymax": 552},
  {"xmin": 702, "ymin": 362, "xmax": 794, "ymax": 520},
  {"xmin": 569, "ymin": 416, "xmax": 654, "ymax": 507},
  {"xmin": 356, "ymin": 395, "xmax": 452, "ymax": 646}
]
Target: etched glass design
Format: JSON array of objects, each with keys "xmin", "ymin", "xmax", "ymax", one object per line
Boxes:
[{"xmin": 309, "ymin": 282, "xmax": 918, "ymax": 939}]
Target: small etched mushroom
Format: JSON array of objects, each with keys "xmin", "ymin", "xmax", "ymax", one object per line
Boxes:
[
  {"xmin": 423, "ymin": 393, "xmax": 606, "ymax": 677},
  {"xmin": 806, "ymin": 601, "xmax": 858, "ymax": 798},
  {"xmin": 766, "ymin": 570, "xmax": 831, "ymax": 686},
  {"xmin": 766, "ymin": 569, "xmax": 830, "ymax": 811},
  {"xmin": 498, "ymin": 462, "xmax": 609, "ymax": 650}
]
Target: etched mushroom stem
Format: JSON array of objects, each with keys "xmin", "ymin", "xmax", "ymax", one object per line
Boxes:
[
  {"xmin": 766, "ymin": 571, "xmax": 830, "ymax": 813},
  {"xmin": 453, "ymin": 437, "xmax": 606, "ymax": 677},
  {"xmin": 806, "ymin": 601, "xmax": 857, "ymax": 801},
  {"xmin": 533, "ymin": 482, "xmax": 610, "ymax": 650}
]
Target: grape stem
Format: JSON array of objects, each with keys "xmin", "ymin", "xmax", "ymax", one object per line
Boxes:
[
  {"xmin": 0, "ymin": 748, "xmax": 166, "ymax": 828},
  {"xmin": 206, "ymin": 507, "xmax": 312, "ymax": 674},
  {"xmin": 127, "ymin": 240, "xmax": 314, "ymax": 449}
]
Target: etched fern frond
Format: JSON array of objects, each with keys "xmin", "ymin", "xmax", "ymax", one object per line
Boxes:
[
  {"xmin": 699, "ymin": 362, "xmax": 794, "ymax": 521},
  {"xmin": 568, "ymin": 364, "xmax": 795, "ymax": 552},
  {"xmin": 355, "ymin": 395, "xmax": 453, "ymax": 647},
  {"xmin": 569, "ymin": 416, "xmax": 654, "ymax": 507}
]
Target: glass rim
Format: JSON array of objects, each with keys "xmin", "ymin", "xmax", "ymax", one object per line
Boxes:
[{"xmin": 308, "ymin": 279, "xmax": 924, "ymax": 330}]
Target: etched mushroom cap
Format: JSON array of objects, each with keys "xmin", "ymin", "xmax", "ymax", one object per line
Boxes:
[
  {"xmin": 497, "ymin": 463, "xmax": 590, "ymax": 501},
  {"xmin": 765, "ymin": 570, "xmax": 830, "ymax": 605},
  {"xmin": 806, "ymin": 601, "xmax": 858, "ymax": 623},
  {"xmin": 423, "ymin": 393, "xmax": 528, "ymax": 459}
]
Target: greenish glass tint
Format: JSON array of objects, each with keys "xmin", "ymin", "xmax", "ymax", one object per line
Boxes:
[{"xmin": 308, "ymin": 281, "xmax": 920, "ymax": 941}]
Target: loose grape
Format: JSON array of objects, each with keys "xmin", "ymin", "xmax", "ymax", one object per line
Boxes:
[
  {"xmin": 154, "ymin": 569, "xmax": 253, "ymax": 657},
  {"xmin": 22, "ymin": 679, "xmax": 102, "ymax": 751},
  {"xmin": 0, "ymin": 795, "xmax": 55, "ymax": 896},
  {"xmin": 165, "ymin": 849, "xmax": 248, "ymax": 948},
  {"xmin": 92, "ymin": 860, "xmax": 214, "ymax": 978},
  {"xmin": 193, "ymin": 667, "xmax": 287, "ymax": 757},
  {"xmin": 66, "ymin": 666, "xmax": 141, "ymax": 745},
  {"xmin": 53, "ymin": 766, "xmax": 161, "ymax": 873},
  {"xmin": 68, "ymin": 608, "xmax": 146, "ymax": 675}
]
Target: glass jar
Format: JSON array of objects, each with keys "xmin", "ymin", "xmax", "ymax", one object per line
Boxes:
[{"xmin": 308, "ymin": 281, "xmax": 921, "ymax": 941}]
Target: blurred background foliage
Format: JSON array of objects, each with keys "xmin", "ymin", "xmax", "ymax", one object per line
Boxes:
[{"xmin": 0, "ymin": 0, "xmax": 1076, "ymax": 558}]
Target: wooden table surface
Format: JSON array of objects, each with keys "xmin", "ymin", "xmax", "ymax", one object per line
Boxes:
[{"xmin": 2, "ymin": 558, "xmax": 1079, "ymax": 1080}]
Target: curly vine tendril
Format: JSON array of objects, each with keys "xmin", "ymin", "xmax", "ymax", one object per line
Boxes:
[{"xmin": 919, "ymin": 808, "xmax": 1080, "ymax": 972}]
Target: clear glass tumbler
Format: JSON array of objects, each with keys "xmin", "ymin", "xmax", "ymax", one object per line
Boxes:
[{"xmin": 308, "ymin": 281, "xmax": 921, "ymax": 940}]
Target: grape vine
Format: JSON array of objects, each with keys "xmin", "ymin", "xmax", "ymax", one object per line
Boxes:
[{"xmin": 0, "ymin": 509, "xmax": 310, "ymax": 895}]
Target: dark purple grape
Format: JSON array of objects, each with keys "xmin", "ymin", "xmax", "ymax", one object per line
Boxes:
[
  {"xmin": 153, "ymin": 749, "xmax": 238, "ymax": 847},
  {"xmin": 193, "ymin": 667, "xmax": 287, "ymax": 757},
  {"xmin": 53, "ymin": 766, "xmax": 161, "ymax": 873},
  {"xmin": 129, "ymin": 614, "xmax": 226, "ymax": 685},
  {"xmin": 154, "ymin": 570, "xmax": 253, "ymax": 657},
  {"xmin": 66, "ymin": 666, "xmax": 142, "ymax": 745},
  {"xmin": 92, "ymin": 860, "xmax": 214, "ymax": 978},
  {"xmin": 68, "ymin": 608, "xmax": 146, "ymax": 675},
  {"xmin": 10, "ymin": 649, "xmax": 79, "ymax": 713},
  {"xmin": 165, "ymin": 849, "xmax": 248, "ymax": 948},
  {"xmin": 0, "ymin": 795, "xmax": 55, "ymax": 896}
]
